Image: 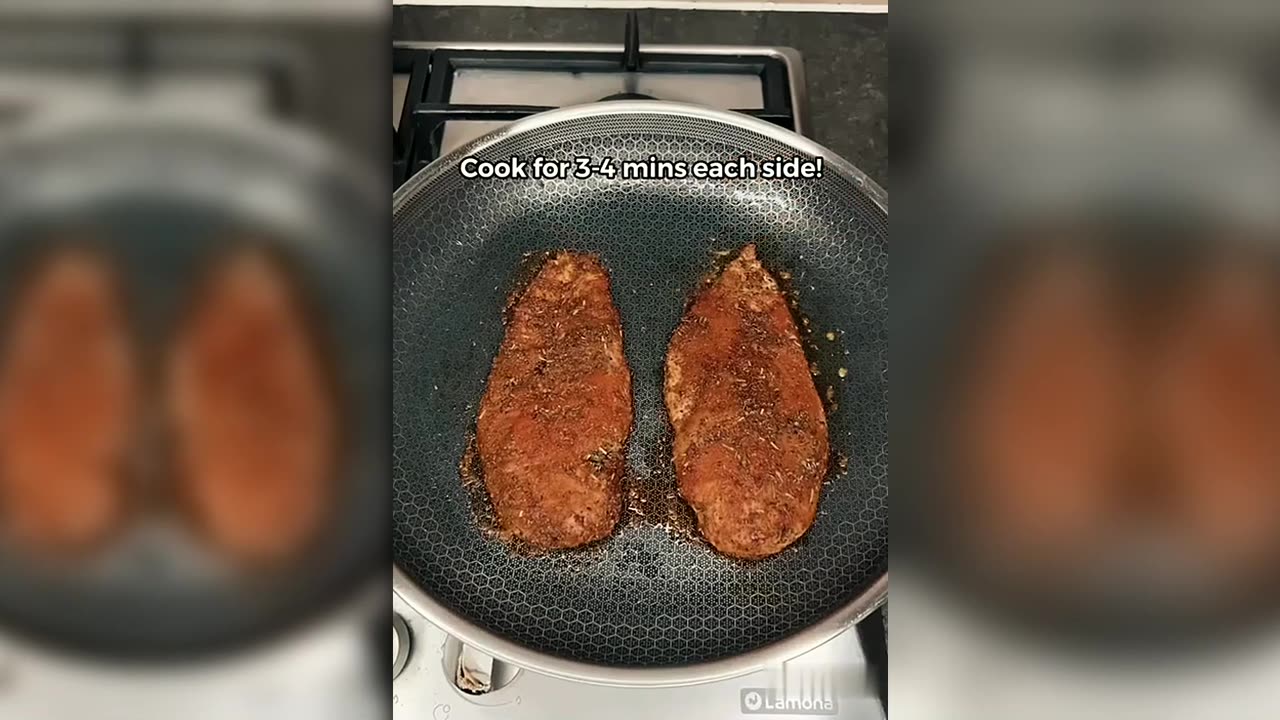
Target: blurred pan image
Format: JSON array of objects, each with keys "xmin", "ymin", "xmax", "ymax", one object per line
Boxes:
[
  {"xmin": 902, "ymin": 215, "xmax": 1280, "ymax": 649},
  {"xmin": 0, "ymin": 107, "xmax": 386, "ymax": 659}
]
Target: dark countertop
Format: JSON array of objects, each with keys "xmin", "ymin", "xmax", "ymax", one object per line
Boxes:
[{"xmin": 393, "ymin": 7, "xmax": 887, "ymax": 188}]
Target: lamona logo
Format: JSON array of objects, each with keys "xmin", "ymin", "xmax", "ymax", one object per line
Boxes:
[
  {"xmin": 767, "ymin": 696, "xmax": 835, "ymax": 712},
  {"xmin": 740, "ymin": 688, "xmax": 837, "ymax": 716}
]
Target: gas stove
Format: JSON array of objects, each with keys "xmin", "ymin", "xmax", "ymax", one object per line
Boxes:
[
  {"xmin": 392, "ymin": 24, "xmax": 809, "ymax": 188},
  {"xmin": 390, "ymin": 29, "xmax": 886, "ymax": 720}
]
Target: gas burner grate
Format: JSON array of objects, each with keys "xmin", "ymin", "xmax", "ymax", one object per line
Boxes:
[{"xmin": 392, "ymin": 14, "xmax": 801, "ymax": 189}]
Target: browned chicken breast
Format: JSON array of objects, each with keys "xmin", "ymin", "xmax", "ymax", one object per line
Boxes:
[
  {"xmin": 168, "ymin": 248, "xmax": 337, "ymax": 565},
  {"xmin": 0, "ymin": 249, "xmax": 136, "ymax": 551},
  {"xmin": 665, "ymin": 245, "xmax": 828, "ymax": 559},
  {"xmin": 956, "ymin": 253, "xmax": 1127, "ymax": 561},
  {"xmin": 476, "ymin": 253, "xmax": 632, "ymax": 550},
  {"xmin": 1155, "ymin": 259, "xmax": 1280, "ymax": 574}
]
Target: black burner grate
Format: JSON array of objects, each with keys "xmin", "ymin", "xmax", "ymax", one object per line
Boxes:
[{"xmin": 392, "ymin": 17, "xmax": 799, "ymax": 188}]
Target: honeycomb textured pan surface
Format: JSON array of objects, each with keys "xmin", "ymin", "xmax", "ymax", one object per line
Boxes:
[{"xmin": 393, "ymin": 111, "xmax": 887, "ymax": 667}]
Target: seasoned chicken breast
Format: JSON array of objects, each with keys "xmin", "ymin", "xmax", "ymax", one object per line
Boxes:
[
  {"xmin": 1155, "ymin": 259, "xmax": 1280, "ymax": 573},
  {"xmin": 665, "ymin": 245, "xmax": 828, "ymax": 559},
  {"xmin": 168, "ymin": 248, "xmax": 337, "ymax": 565},
  {"xmin": 476, "ymin": 253, "xmax": 632, "ymax": 550},
  {"xmin": 956, "ymin": 253, "xmax": 1127, "ymax": 561},
  {"xmin": 0, "ymin": 249, "xmax": 136, "ymax": 551}
]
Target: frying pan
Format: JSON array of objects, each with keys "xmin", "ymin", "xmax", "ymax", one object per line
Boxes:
[
  {"xmin": 0, "ymin": 106, "xmax": 387, "ymax": 659},
  {"xmin": 392, "ymin": 101, "xmax": 888, "ymax": 685},
  {"xmin": 898, "ymin": 201, "xmax": 1280, "ymax": 652}
]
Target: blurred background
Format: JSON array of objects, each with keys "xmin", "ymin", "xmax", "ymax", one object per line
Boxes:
[
  {"xmin": 0, "ymin": 2, "xmax": 387, "ymax": 718},
  {"xmin": 894, "ymin": 1, "xmax": 1280, "ymax": 718}
]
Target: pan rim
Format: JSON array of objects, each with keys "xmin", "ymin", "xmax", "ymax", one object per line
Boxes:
[
  {"xmin": 392, "ymin": 100, "xmax": 888, "ymax": 684},
  {"xmin": 392, "ymin": 100, "xmax": 887, "ymax": 216},
  {"xmin": 394, "ymin": 565, "xmax": 887, "ymax": 687}
]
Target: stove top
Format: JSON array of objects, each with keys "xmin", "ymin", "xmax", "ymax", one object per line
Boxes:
[
  {"xmin": 389, "ymin": 24, "xmax": 884, "ymax": 718},
  {"xmin": 392, "ymin": 27, "xmax": 809, "ymax": 188}
]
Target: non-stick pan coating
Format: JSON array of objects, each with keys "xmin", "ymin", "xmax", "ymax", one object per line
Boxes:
[
  {"xmin": 393, "ymin": 103, "xmax": 887, "ymax": 667},
  {"xmin": 0, "ymin": 115, "xmax": 387, "ymax": 658}
]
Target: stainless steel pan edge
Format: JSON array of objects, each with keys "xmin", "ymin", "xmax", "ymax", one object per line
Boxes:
[
  {"xmin": 392, "ymin": 100, "xmax": 887, "ymax": 216},
  {"xmin": 393, "ymin": 566, "xmax": 887, "ymax": 687},
  {"xmin": 392, "ymin": 100, "xmax": 887, "ymax": 686}
]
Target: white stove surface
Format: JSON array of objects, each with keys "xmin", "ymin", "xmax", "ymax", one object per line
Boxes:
[
  {"xmin": 0, "ymin": 592, "xmax": 382, "ymax": 720},
  {"xmin": 393, "ymin": 592, "xmax": 884, "ymax": 720}
]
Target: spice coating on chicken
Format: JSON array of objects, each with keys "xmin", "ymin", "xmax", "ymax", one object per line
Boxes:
[
  {"xmin": 666, "ymin": 245, "xmax": 829, "ymax": 559},
  {"xmin": 169, "ymin": 249, "xmax": 338, "ymax": 565},
  {"xmin": 476, "ymin": 253, "xmax": 633, "ymax": 550},
  {"xmin": 0, "ymin": 250, "xmax": 136, "ymax": 552},
  {"xmin": 1156, "ymin": 259, "xmax": 1280, "ymax": 573}
]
